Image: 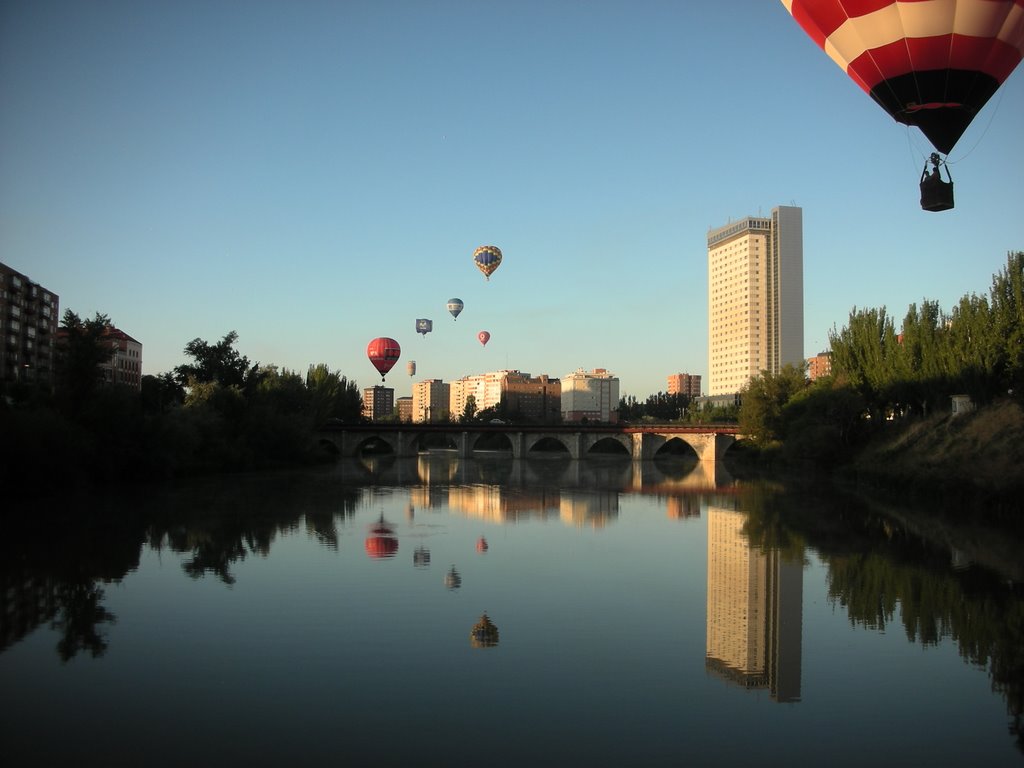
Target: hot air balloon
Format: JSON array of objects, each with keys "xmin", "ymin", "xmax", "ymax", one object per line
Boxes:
[
  {"xmin": 407, "ymin": 360, "xmax": 417, "ymax": 377},
  {"xmin": 473, "ymin": 245, "xmax": 502, "ymax": 280},
  {"xmin": 415, "ymin": 318, "xmax": 433, "ymax": 337},
  {"xmin": 447, "ymin": 298, "xmax": 464, "ymax": 320},
  {"xmin": 366, "ymin": 337, "xmax": 401, "ymax": 381},
  {"xmin": 781, "ymin": 0, "xmax": 1024, "ymax": 211},
  {"xmin": 477, "ymin": 330, "xmax": 491, "ymax": 346}
]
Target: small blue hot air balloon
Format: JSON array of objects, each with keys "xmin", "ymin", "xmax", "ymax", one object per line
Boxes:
[{"xmin": 447, "ymin": 298, "xmax": 464, "ymax": 321}]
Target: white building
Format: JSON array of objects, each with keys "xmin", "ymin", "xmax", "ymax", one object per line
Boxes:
[
  {"xmin": 412, "ymin": 379, "xmax": 449, "ymax": 423},
  {"xmin": 100, "ymin": 326, "xmax": 143, "ymax": 389},
  {"xmin": 707, "ymin": 206, "xmax": 803, "ymax": 396},
  {"xmin": 449, "ymin": 370, "xmax": 512, "ymax": 419},
  {"xmin": 561, "ymin": 368, "xmax": 619, "ymax": 423}
]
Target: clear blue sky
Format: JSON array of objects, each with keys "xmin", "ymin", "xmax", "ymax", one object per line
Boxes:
[{"xmin": 2, "ymin": 1, "xmax": 1022, "ymax": 399}]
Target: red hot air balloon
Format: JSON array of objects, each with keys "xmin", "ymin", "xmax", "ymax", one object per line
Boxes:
[
  {"xmin": 367, "ymin": 337, "xmax": 401, "ymax": 381},
  {"xmin": 477, "ymin": 330, "xmax": 491, "ymax": 346},
  {"xmin": 781, "ymin": 0, "xmax": 1024, "ymax": 211}
]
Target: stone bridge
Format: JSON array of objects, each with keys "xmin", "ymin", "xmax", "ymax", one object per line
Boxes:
[{"xmin": 318, "ymin": 423, "xmax": 741, "ymax": 462}]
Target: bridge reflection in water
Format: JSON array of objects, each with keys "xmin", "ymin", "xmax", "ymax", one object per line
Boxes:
[{"xmin": 346, "ymin": 452, "xmax": 738, "ymax": 529}]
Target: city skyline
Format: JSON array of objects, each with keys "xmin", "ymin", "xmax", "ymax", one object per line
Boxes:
[{"xmin": 2, "ymin": 3, "xmax": 1022, "ymax": 399}]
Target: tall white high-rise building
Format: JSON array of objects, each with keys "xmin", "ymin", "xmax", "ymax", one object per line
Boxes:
[{"xmin": 707, "ymin": 206, "xmax": 803, "ymax": 396}]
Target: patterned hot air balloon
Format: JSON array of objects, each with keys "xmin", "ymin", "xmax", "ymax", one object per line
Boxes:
[
  {"xmin": 781, "ymin": 0, "xmax": 1024, "ymax": 155},
  {"xmin": 477, "ymin": 330, "xmax": 490, "ymax": 346},
  {"xmin": 781, "ymin": 0, "xmax": 1024, "ymax": 211},
  {"xmin": 415, "ymin": 318, "xmax": 433, "ymax": 337},
  {"xmin": 473, "ymin": 245, "xmax": 502, "ymax": 281},
  {"xmin": 447, "ymin": 298, "xmax": 464, "ymax": 320},
  {"xmin": 366, "ymin": 337, "xmax": 401, "ymax": 381}
]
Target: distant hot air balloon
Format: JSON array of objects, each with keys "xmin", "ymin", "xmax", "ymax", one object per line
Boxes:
[
  {"xmin": 473, "ymin": 245, "xmax": 502, "ymax": 280},
  {"xmin": 367, "ymin": 337, "xmax": 401, "ymax": 381},
  {"xmin": 407, "ymin": 360, "xmax": 417, "ymax": 377},
  {"xmin": 416, "ymin": 318, "xmax": 433, "ymax": 337},
  {"xmin": 780, "ymin": 0, "xmax": 1024, "ymax": 212},
  {"xmin": 447, "ymin": 298, "xmax": 464, "ymax": 320},
  {"xmin": 477, "ymin": 330, "xmax": 491, "ymax": 347}
]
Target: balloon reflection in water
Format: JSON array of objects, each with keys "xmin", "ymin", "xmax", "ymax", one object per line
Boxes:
[
  {"xmin": 364, "ymin": 515, "xmax": 398, "ymax": 559},
  {"xmin": 444, "ymin": 566, "xmax": 462, "ymax": 590},
  {"xmin": 413, "ymin": 545, "xmax": 430, "ymax": 567},
  {"xmin": 476, "ymin": 537, "xmax": 488, "ymax": 553},
  {"xmin": 470, "ymin": 613, "xmax": 499, "ymax": 648}
]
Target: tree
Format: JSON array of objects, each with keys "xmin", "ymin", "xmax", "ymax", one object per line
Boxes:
[
  {"xmin": 140, "ymin": 373, "xmax": 185, "ymax": 414},
  {"xmin": 829, "ymin": 306, "xmax": 901, "ymax": 419},
  {"xmin": 989, "ymin": 251, "xmax": 1024, "ymax": 397},
  {"xmin": 460, "ymin": 394, "xmax": 478, "ymax": 423},
  {"xmin": 55, "ymin": 310, "xmax": 113, "ymax": 414},
  {"xmin": 306, "ymin": 364, "xmax": 362, "ymax": 425},
  {"xmin": 173, "ymin": 331, "xmax": 253, "ymax": 389},
  {"xmin": 738, "ymin": 364, "xmax": 809, "ymax": 446}
]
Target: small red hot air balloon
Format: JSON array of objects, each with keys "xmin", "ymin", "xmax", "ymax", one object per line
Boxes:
[
  {"xmin": 366, "ymin": 337, "xmax": 401, "ymax": 381},
  {"xmin": 477, "ymin": 330, "xmax": 490, "ymax": 347}
]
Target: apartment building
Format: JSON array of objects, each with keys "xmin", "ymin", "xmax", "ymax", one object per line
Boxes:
[
  {"xmin": 0, "ymin": 263, "xmax": 59, "ymax": 391},
  {"xmin": 707, "ymin": 206, "xmax": 803, "ymax": 396},
  {"xmin": 561, "ymin": 368, "xmax": 619, "ymax": 423}
]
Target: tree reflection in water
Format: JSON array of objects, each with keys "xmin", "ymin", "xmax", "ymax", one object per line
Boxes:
[
  {"xmin": 739, "ymin": 479, "xmax": 1024, "ymax": 754},
  {"xmin": 1, "ymin": 458, "xmax": 1022, "ymax": 754}
]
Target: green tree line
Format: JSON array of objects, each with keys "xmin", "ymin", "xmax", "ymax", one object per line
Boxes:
[
  {"xmin": 1, "ymin": 323, "xmax": 363, "ymax": 496},
  {"xmin": 736, "ymin": 251, "xmax": 1024, "ymax": 463}
]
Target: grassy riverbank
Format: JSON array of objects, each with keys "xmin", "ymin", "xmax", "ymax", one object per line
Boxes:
[{"xmin": 842, "ymin": 397, "xmax": 1024, "ymax": 521}]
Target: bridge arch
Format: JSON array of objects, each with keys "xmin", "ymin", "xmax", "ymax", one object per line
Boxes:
[
  {"xmin": 581, "ymin": 433, "xmax": 632, "ymax": 457},
  {"xmin": 524, "ymin": 434, "xmax": 574, "ymax": 458}
]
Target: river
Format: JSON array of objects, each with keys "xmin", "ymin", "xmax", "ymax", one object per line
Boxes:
[{"xmin": 2, "ymin": 453, "xmax": 1022, "ymax": 767}]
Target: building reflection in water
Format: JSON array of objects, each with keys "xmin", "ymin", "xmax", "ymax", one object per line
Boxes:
[
  {"xmin": 666, "ymin": 495, "xmax": 701, "ymax": 520},
  {"xmin": 705, "ymin": 506, "xmax": 802, "ymax": 702}
]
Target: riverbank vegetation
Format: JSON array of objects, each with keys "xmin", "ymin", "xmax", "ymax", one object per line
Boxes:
[
  {"xmin": 1, "ymin": 326, "xmax": 362, "ymax": 495},
  {"xmin": 731, "ymin": 251, "xmax": 1024, "ymax": 516}
]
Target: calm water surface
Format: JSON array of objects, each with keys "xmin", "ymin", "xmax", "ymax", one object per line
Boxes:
[{"xmin": 2, "ymin": 455, "xmax": 1022, "ymax": 767}]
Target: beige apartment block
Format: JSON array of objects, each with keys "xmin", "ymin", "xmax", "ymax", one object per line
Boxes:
[{"xmin": 707, "ymin": 206, "xmax": 803, "ymax": 396}]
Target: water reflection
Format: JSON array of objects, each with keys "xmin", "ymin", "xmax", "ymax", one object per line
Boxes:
[
  {"xmin": 470, "ymin": 613, "xmax": 500, "ymax": 648},
  {"xmin": 705, "ymin": 504, "xmax": 803, "ymax": 702},
  {"xmin": 2, "ymin": 456, "xmax": 1023, "ymax": 757}
]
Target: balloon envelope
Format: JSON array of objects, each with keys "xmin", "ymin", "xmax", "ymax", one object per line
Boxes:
[
  {"xmin": 447, "ymin": 298, "xmax": 464, "ymax": 320},
  {"xmin": 366, "ymin": 337, "xmax": 401, "ymax": 380},
  {"xmin": 415, "ymin": 318, "xmax": 433, "ymax": 336},
  {"xmin": 781, "ymin": 0, "xmax": 1024, "ymax": 154},
  {"xmin": 473, "ymin": 245, "xmax": 502, "ymax": 280},
  {"xmin": 477, "ymin": 330, "xmax": 490, "ymax": 346}
]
